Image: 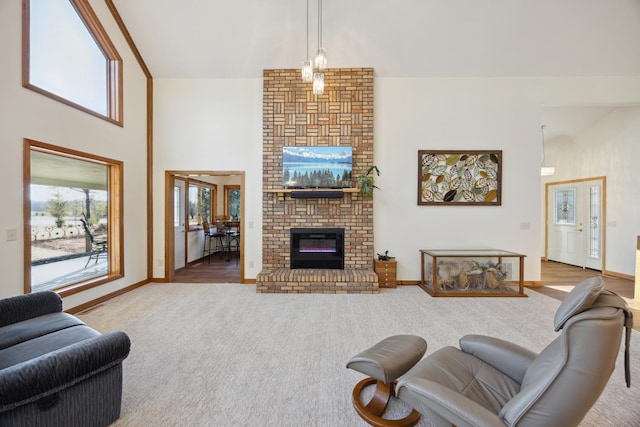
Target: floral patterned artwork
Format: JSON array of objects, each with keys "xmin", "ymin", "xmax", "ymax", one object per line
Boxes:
[{"xmin": 418, "ymin": 150, "xmax": 502, "ymax": 205}]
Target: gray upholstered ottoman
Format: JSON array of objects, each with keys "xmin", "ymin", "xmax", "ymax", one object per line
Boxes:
[{"xmin": 347, "ymin": 335, "xmax": 427, "ymax": 427}]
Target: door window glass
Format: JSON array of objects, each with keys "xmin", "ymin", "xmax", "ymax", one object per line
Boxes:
[
  {"xmin": 589, "ymin": 186, "xmax": 601, "ymax": 258},
  {"xmin": 555, "ymin": 188, "xmax": 576, "ymax": 225},
  {"xmin": 174, "ymin": 186, "xmax": 181, "ymax": 227}
]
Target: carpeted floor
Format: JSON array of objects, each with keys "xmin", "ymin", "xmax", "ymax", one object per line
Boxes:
[{"xmin": 77, "ymin": 284, "xmax": 640, "ymax": 427}]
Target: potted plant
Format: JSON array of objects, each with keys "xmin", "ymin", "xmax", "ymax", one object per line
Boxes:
[{"xmin": 357, "ymin": 165, "xmax": 380, "ymax": 197}]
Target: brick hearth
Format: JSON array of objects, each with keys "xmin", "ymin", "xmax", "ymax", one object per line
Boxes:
[
  {"xmin": 259, "ymin": 68, "xmax": 376, "ymax": 294},
  {"xmin": 256, "ymin": 269, "xmax": 379, "ymax": 294}
]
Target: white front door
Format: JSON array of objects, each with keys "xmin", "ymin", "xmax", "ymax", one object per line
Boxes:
[
  {"xmin": 174, "ymin": 179, "xmax": 186, "ymax": 270},
  {"xmin": 547, "ymin": 178, "xmax": 603, "ymax": 270}
]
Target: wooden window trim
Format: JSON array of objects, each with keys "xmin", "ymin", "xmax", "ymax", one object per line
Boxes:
[{"xmin": 22, "ymin": 0, "xmax": 123, "ymax": 126}]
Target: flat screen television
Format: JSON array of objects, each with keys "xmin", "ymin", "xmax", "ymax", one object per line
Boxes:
[{"xmin": 282, "ymin": 146, "xmax": 353, "ymax": 188}]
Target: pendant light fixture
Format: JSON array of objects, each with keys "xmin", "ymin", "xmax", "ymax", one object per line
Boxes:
[
  {"xmin": 313, "ymin": 0, "xmax": 325, "ymax": 95},
  {"xmin": 540, "ymin": 124, "xmax": 555, "ymax": 176},
  {"xmin": 301, "ymin": 0, "xmax": 313, "ymax": 82}
]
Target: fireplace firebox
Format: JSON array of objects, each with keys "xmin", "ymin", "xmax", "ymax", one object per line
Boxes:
[{"xmin": 290, "ymin": 228, "xmax": 344, "ymax": 269}]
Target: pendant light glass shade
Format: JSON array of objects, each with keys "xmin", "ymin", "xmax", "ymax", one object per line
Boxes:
[
  {"xmin": 315, "ymin": 48, "xmax": 327, "ymax": 70},
  {"xmin": 301, "ymin": 60, "xmax": 313, "ymax": 82},
  {"xmin": 303, "ymin": 0, "xmax": 327, "ymax": 92},
  {"xmin": 540, "ymin": 166, "xmax": 555, "ymax": 176},
  {"xmin": 313, "ymin": 72, "xmax": 324, "ymax": 95}
]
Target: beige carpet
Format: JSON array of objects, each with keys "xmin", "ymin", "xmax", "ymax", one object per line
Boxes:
[{"xmin": 78, "ymin": 284, "xmax": 640, "ymax": 427}]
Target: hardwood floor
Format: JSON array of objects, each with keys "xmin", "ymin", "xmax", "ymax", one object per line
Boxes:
[
  {"xmin": 173, "ymin": 253, "xmax": 240, "ymax": 283},
  {"xmin": 178, "ymin": 258, "xmax": 635, "ymax": 292},
  {"xmin": 536, "ymin": 260, "xmax": 634, "ymax": 299}
]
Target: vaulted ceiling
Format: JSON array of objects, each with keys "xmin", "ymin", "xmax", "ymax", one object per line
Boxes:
[
  {"xmin": 111, "ymin": 0, "xmax": 640, "ymax": 79},
  {"xmin": 110, "ymin": 0, "xmax": 640, "ymax": 142}
]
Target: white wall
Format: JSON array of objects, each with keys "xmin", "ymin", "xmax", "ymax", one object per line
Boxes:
[
  {"xmin": 0, "ymin": 0, "xmax": 149, "ymax": 308},
  {"xmin": 187, "ymin": 230, "xmax": 202, "ymax": 264},
  {"xmin": 543, "ymin": 107, "xmax": 640, "ymax": 276},
  {"xmin": 153, "ymin": 79, "xmax": 263, "ymax": 279},
  {"xmin": 374, "ymin": 78, "xmax": 542, "ymax": 281},
  {"xmin": 153, "ymin": 75, "xmax": 640, "ymax": 282},
  {"xmin": 375, "ymin": 78, "xmax": 640, "ymax": 281}
]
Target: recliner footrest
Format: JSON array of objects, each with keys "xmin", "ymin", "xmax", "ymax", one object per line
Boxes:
[
  {"xmin": 346, "ymin": 335, "xmax": 427, "ymax": 427},
  {"xmin": 347, "ymin": 335, "xmax": 427, "ymax": 383}
]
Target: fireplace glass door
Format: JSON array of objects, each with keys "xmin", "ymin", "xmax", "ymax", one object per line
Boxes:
[{"xmin": 290, "ymin": 228, "xmax": 344, "ymax": 269}]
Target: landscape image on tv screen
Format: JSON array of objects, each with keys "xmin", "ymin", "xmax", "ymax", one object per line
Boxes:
[{"xmin": 282, "ymin": 146, "xmax": 353, "ymax": 188}]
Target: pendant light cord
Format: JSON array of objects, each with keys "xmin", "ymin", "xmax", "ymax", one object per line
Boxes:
[
  {"xmin": 541, "ymin": 124, "xmax": 546, "ymax": 166},
  {"xmin": 318, "ymin": 0, "xmax": 322, "ymax": 50},
  {"xmin": 306, "ymin": 0, "xmax": 309, "ymax": 58}
]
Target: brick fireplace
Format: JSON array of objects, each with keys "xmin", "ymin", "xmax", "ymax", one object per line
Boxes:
[{"xmin": 256, "ymin": 68, "xmax": 378, "ymax": 293}]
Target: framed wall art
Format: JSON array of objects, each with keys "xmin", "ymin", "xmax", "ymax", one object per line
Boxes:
[{"xmin": 418, "ymin": 150, "xmax": 502, "ymax": 206}]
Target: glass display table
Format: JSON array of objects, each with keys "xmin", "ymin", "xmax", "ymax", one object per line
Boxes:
[{"xmin": 419, "ymin": 249, "xmax": 527, "ymax": 297}]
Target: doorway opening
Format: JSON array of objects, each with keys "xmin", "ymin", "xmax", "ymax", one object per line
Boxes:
[
  {"xmin": 544, "ymin": 177, "xmax": 606, "ymax": 272},
  {"xmin": 165, "ymin": 170, "xmax": 245, "ymax": 283}
]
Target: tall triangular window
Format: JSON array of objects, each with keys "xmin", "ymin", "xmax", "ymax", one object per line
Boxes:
[{"xmin": 23, "ymin": 0, "xmax": 122, "ymax": 124}]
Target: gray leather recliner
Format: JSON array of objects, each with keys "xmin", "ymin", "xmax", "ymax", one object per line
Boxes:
[{"xmin": 395, "ymin": 277, "xmax": 633, "ymax": 427}]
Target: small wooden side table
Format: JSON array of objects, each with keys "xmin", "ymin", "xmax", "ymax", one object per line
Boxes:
[{"xmin": 375, "ymin": 259, "xmax": 397, "ymax": 288}]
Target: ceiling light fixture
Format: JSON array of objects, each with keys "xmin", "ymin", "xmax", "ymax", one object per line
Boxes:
[
  {"xmin": 301, "ymin": 0, "xmax": 313, "ymax": 82},
  {"xmin": 540, "ymin": 124, "xmax": 555, "ymax": 176},
  {"xmin": 313, "ymin": 0, "xmax": 325, "ymax": 95}
]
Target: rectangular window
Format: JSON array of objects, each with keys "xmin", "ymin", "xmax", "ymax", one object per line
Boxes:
[
  {"xmin": 25, "ymin": 140, "xmax": 123, "ymax": 295},
  {"xmin": 188, "ymin": 181, "xmax": 215, "ymax": 228},
  {"xmin": 224, "ymin": 185, "xmax": 241, "ymax": 219}
]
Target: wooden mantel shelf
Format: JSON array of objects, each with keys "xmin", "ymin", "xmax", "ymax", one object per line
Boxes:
[
  {"xmin": 264, "ymin": 188, "xmax": 360, "ymax": 194},
  {"xmin": 264, "ymin": 188, "xmax": 361, "ymax": 199}
]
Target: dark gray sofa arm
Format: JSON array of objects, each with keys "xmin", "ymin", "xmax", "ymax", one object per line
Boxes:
[
  {"xmin": 0, "ymin": 331, "xmax": 131, "ymax": 411},
  {"xmin": 0, "ymin": 291, "xmax": 62, "ymax": 328}
]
